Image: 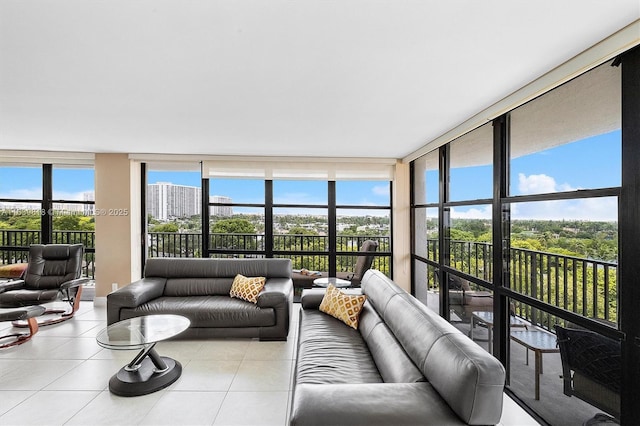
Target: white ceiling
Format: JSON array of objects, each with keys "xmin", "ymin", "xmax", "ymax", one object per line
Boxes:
[{"xmin": 1, "ymin": 1, "xmax": 638, "ymax": 161}]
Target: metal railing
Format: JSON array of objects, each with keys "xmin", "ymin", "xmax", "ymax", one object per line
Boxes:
[
  {"xmin": 426, "ymin": 239, "xmax": 618, "ymax": 328},
  {"xmin": 5, "ymin": 229, "xmax": 613, "ymax": 327},
  {"xmin": 1, "ymin": 230, "xmax": 391, "ymax": 280},
  {"xmin": 0, "ymin": 229, "xmax": 95, "ymax": 279}
]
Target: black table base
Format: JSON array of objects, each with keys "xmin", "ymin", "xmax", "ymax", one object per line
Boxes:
[{"xmin": 108, "ymin": 344, "xmax": 182, "ymax": 397}]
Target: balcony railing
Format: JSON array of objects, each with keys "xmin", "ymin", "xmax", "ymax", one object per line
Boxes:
[
  {"xmin": 2, "ymin": 229, "xmax": 614, "ymax": 328},
  {"xmin": 426, "ymin": 239, "xmax": 618, "ymax": 329},
  {"xmin": 1, "ymin": 230, "xmax": 390, "ymax": 280},
  {"xmin": 0, "ymin": 229, "xmax": 96, "ymax": 279}
]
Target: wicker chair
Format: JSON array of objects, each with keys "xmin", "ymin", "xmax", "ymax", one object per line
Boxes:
[{"xmin": 555, "ymin": 324, "xmax": 621, "ymax": 423}]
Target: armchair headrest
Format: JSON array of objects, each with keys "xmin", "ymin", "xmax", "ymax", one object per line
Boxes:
[{"xmin": 42, "ymin": 245, "xmax": 71, "ymax": 260}]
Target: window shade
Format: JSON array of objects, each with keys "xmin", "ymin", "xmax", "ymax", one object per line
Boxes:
[{"xmin": 202, "ymin": 157, "xmax": 396, "ymax": 181}]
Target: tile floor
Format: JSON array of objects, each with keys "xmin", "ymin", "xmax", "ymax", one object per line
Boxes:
[{"xmin": 0, "ymin": 301, "xmax": 539, "ymax": 426}]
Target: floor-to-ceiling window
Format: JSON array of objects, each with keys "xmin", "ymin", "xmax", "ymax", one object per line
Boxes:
[
  {"xmin": 145, "ymin": 165, "xmax": 202, "ymax": 258},
  {"xmin": 410, "ymin": 53, "xmax": 635, "ymax": 425},
  {"xmin": 0, "ymin": 163, "xmax": 95, "ymax": 279},
  {"xmin": 200, "ymin": 159, "xmax": 394, "ymax": 278}
]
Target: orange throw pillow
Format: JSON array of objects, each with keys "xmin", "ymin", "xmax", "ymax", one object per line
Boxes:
[
  {"xmin": 229, "ymin": 274, "xmax": 266, "ymax": 304},
  {"xmin": 319, "ymin": 284, "xmax": 367, "ymax": 329}
]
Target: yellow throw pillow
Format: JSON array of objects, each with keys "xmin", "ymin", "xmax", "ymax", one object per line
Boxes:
[
  {"xmin": 319, "ymin": 284, "xmax": 367, "ymax": 329},
  {"xmin": 229, "ymin": 274, "xmax": 266, "ymax": 304}
]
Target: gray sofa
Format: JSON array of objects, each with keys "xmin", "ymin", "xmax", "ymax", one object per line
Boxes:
[
  {"xmin": 290, "ymin": 269, "xmax": 506, "ymax": 425},
  {"xmin": 107, "ymin": 258, "xmax": 293, "ymax": 341}
]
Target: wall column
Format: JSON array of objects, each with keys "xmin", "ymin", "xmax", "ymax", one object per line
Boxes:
[
  {"xmin": 392, "ymin": 161, "xmax": 411, "ymax": 291},
  {"xmin": 94, "ymin": 154, "xmax": 141, "ymax": 303}
]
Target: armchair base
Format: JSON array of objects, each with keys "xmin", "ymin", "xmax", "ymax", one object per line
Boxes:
[
  {"xmin": 12, "ymin": 286, "xmax": 83, "ymax": 328},
  {"xmin": 0, "ymin": 305, "xmax": 46, "ymax": 348}
]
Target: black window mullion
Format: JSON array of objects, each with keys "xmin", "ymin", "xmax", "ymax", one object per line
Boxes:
[
  {"xmin": 328, "ymin": 181, "xmax": 336, "ymax": 276},
  {"xmin": 201, "ymin": 177, "xmax": 210, "ymax": 258},
  {"xmin": 619, "ymin": 45, "xmax": 640, "ymax": 425},
  {"xmin": 41, "ymin": 164, "xmax": 52, "ymax": 244},
  {"xmin": 265, "ymin": 180, "xmax": 273, "ymax": 258},
  {"xmin": 492, "ymin": 113, "xmax": 510, "ymax": 366},
  {"xmin": 439, "ymin": 144, "xmax": 450, "ymax": 320}
]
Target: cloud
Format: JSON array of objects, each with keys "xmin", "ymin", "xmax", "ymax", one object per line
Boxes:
[
  {"xmin": 0, "ymin": 188, "xmax": 42, "ymax": 199},
  {"xmin": 372, "ymin": 184, "xmax": 390, "ymax": 197},
  {"xmin": 511, "ymin": 198, "xmax": 617, "ymax": 221},
  {"xmin": 451, "ymin": 205, "xmax": 492, "ymax": 219},
  {"xmin": 518, "ymin": 173, "xmax": 574, "ymax": 194}
]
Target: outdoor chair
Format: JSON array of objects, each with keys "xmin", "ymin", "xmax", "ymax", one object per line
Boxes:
[
  {"xmin": 555, "ymin": 324, "xmax": 621, "ymax": 423},
  {"xmin": 0, "ymin": 244, "xmax": 88, "ymax": 327},
  {"xmin": 448, "ymin": 274, "xmax": 493, "ymax": 321},
  {"xmin": 335, "ymin": 239, "xmax": 378, "ymax": 287},
  {"xmin": 291, "ymin": 240, "xmax": 379, "ymax": 297}
]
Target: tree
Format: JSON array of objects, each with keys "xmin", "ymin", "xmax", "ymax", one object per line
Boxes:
[
  {"xmin": 212, "ymin": 219, "xmax": 255, "ymax": 234},
  {"xmin": 150, "ymin": 223, "xmax": 179, "ymax": 232}
]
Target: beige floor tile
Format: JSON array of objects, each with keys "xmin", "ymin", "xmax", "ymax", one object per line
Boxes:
[
  {"xmin": 173, "ymin": 359, "xmax": 241, "ymax": 391},
  {"xmin": 65, "ymin": 389, "xmax": 164, "ymax": 425},
  {"xmin": 243, "ymin": 339, "xmax": 295, "ymax": 361},
  {"xmin": 44, "ymin": 359, "xmax": 123, "ymax": 391},
  {"xmin": 229, "ymin": 360, "xmax": 292, "ymax": 392},
  {"xmin": 0, "ymin": 390, "xmax": 36, "ymax": 417},
  {"xmin": 0, "ymin": 390, "xmax": 99, "ymax": 426},
  {"xmin": 140, "ymin": 391, "xmax": 226, "ymax": 426},
  {"xmin": 0, "ymin": 359, "xmax": 83, "ymax": 391},
  {"xmin": 214, "ymin": 391, "xmax": 289, "ymax": 425},
  {"xmin": 191, "ymin": 339, "xmax": 251, "ymax": 360}
]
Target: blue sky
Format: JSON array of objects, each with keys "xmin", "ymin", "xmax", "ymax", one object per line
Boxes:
[
  {"xmin": 0, "ymin": 130, "xmax": 621, "ymax": 220},
  {"xmin": 424, "ymin": 130, "xmax": 621, "ymax": 221}
]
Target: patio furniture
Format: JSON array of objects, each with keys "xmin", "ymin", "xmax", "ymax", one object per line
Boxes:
[
  {"xmin": 470, "ymin": 310, "xmax": 528, "ymax": 353},
  {"xmin": 313, "ymin": 277, "xmax": 351, "ymax": 288},
  {"xmin": 555, "ymin": 324, "xmax": 620, "ymax": 422},
  {"xmin": 510, "ymin": 329, "xmax": 560, "ymax": 400},
  {"xmin": 448, "ymin": 274, "xmax": 493, "ymax": 321},
  {"xmin": 291, "ymin": 240, "xmax": 378, "ymax": 297},
  {"xmin": 0, "ymin": 244, "xmax": 88, "ymax": 327}
]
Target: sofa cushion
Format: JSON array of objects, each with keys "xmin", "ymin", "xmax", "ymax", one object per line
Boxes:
[
  {"xmin": 229, "ymin": 274, "xmax": 266, "ymax": 303},
  {"xmin": 121, "ymin": 296, "xmax": 276, "ymax": 328},
  {"xmin": 290, "ymin": 382, "xmax": 466, "ymax": 426},
  {"xmin": 319, "ymin": 284, "xmax": 366, "ymax": 329},
  {"xmin": 358, "ymin": 302, "xmax": 425, "ymax": 383},
  {"xmin": 296, "ymin": 309, "xmax": 382, "ymax": 385}
]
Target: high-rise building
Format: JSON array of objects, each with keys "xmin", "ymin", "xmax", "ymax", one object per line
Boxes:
[
  {"xmin": 147, "ymin": 182, "xmax": 201, "ymax": 220},
  {"xmin": 210, "ymin": 195, "xmax": 233, "ymax": 217}
]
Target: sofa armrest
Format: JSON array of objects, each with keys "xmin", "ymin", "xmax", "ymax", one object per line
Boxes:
[
  {"xmin": 290, "ymin": 383, "xmax": 464, "ymax": 426},
  {"xmin": 300, "ymin": 288, "xmax": 363, "ymax": 310},
  {"xmin": 106, "ymin": 278, "xmax": 167, "ymax": 325},
  {"xmin": 256, "ymin": 277, "xmax": 292, "ymax": 308}
]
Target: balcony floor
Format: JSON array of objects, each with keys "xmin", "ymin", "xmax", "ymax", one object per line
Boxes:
[{"xmin": 454, "ymin": 319, "xmax": 605, "ymax": 426}]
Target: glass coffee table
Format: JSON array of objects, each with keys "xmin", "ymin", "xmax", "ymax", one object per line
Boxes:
[
  {"xmin": 313, "ymin": 277, "xmax": 351, "ymax": 288},
  {"xmin": 96, "ymin": 314, "xmax": 190, "ymax": 397}
]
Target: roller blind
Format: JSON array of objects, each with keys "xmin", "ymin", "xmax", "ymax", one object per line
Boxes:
[{"xmin": 201, "ymin": 157, "xmax": 397, "ymax": 181}]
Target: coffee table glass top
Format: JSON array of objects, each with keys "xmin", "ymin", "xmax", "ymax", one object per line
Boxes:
[
  {"xmin": 313, "ymin": 277, "xmax": 351, "ymax": 288},
  {"xmin": 96, "ymin": 315, "xmax": 190, "ymax": 351}
]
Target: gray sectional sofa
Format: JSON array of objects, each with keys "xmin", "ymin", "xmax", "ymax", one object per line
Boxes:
[
  {"xmin": 107, "ymin": 258, "xmax": 293, "ymax": 341},
  {"xmin": 290, "ymin": 269, "xmax": 506, "ymax": 425}
]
